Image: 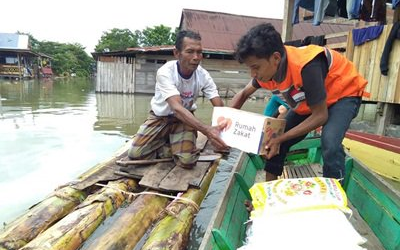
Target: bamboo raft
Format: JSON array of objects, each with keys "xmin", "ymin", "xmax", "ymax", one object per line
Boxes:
[{"xmin": 0, "ymin": 133, "xmax": 229, "ymax": 250}]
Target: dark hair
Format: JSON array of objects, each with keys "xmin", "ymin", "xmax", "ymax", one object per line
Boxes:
[
  {"xmin": 235, "ymin": 23, "xmax": 284, "ymax": 63},
  {"xmin": 175, "ymin": 30, "xmax": 202, "ymax": 51}
]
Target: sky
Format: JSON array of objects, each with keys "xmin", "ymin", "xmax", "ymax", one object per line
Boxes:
[{"xmin": 1, "ymin": 0, "xmax": 284, "ymax": 55}]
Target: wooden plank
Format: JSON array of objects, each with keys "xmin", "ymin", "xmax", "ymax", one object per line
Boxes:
[
  {"xmin": 158, "ymin": 162, "xmax": 212, "ymax": 191},
  {"xmin": 345, "ymin": 31, "xmax": 354, "ymax": 60},
  {"xmin": 325, "ymin": 31, "xmax": 349, "ymax": 39},
  {"xmin": 281, "ymin": 166, "xmax": 289, "ymax": 179},
  {"xmin": 304, "ymin": 165, "xmax": 314, "ymax": 177},
  {"xmin": 369, "ymin": 25, "xmax": 387, "ymax": 101},
  {"xmin": 386, "ymin": 39, "xmax": 400, "ymax": 102},
  {"xmin": 377, "ymin": 25, "xmax": 392, "ymax": 102},
  {"xmin": 309, "ymin": 163, "xmax": 323, "ymax": 177},
  {"xmin": 325, "ymin": 42, "xmax": 347, "ymax": 50},
  {"xmin": 365, "ymin": 36, "xmax": 379, "ymax": 99},
  {"xmin": 121, "ymin": 164, "xmax": 151, "ymax": 179},
  {"xmin": 352, "ymin": 42, "xmax": 362, "ymax": 72},
  {"xmin": 359, "ymin": 41, "xmax": 371, "ymax": 86},
  {"xmin": 138, "ymin": 162, "xmax": 175, "ymax": 189},
  {"xmin": 298, "ymin": 165, "xmax": 312, "ymax": 178}
]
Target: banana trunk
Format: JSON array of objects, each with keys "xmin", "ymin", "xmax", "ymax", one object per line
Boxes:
[
  {"xmin": 82, "ymin": 193, "xmax": 169, "ymax": 250},
  {"xmin": 0, "ymin": 186, "xmax": 86, "ymax": 250},
  {"xmin": 19, "ymin": 178, "xmax": 136, "ymax": 250},
  {"xmin": 141, "ymin": 160, "xmax": 219, "ymax": 250}
]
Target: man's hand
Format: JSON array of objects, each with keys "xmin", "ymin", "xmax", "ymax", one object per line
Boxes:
[
  {"xmin": 264, "ymin": 136, "xmax": 281, "ymax": 159},
  {"xmin": 206, "ymin": 125, "xmax": 229, "ymax": 151}
]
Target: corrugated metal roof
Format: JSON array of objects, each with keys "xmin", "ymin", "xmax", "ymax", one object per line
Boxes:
[
  {"xmin": 0, "ymin": 33, "xmax": 30, "ymax": 50},
  {"xmin": 179, "ymin": 9, "xmax": 354, "ymax": 52},
  {"xmin": 126, "ymin": 45, "xmax": 174, "ymax": 52}
]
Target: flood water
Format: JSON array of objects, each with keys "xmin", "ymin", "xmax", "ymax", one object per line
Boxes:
[{"xmin": 0, "ymin": 78, "xmax": 266, "ymax": 227}]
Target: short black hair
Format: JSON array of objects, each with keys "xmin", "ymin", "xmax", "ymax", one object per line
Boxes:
[
  {"xmin": 175, "ymin": 30, "xmax": 202, "ymax": 51},
  {"xmin": 235, "ymin": 23, "xmax": 284, "ymax": 63}
]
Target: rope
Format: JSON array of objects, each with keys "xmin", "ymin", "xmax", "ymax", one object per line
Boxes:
[{"xmin": 95, "ymin": 183, "xmax": 200, "ymax": 212}]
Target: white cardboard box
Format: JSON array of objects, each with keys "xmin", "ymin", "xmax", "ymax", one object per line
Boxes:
[{"xmin": 211, "ymin": 107, "xmax": 286, "ymax": 155}]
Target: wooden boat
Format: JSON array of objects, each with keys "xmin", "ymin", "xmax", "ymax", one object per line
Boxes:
[
  {"xmin": 1, "ymin": 134, "xmax": 399, "ymax": 250},
  {"xmin": 200, "ymin": 136, "xmax": 400, "ymax": 250},
  {"xmin": 344, "ymin": 130, "xmax": 400, "ymax": 181}
]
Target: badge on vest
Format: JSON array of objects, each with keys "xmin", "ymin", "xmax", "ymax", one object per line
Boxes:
[{"xmin": 281, "ymin": 85, "xmax": 306, "ymax": 108}]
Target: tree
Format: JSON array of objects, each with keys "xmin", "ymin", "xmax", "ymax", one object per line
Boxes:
[
  {"xmin": 139, "ymin": 25, "xmax": 177, "ymax": 47},
  {"xmin": 36, "ymin": 41, "xmax": 94, "ymax": 77},
  {"xmin": 95, "ymin": 28, "xmax": 139, "ymax": 52}
]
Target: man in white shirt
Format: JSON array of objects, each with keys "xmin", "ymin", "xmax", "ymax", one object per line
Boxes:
[{"xmin": 128, "ymin": 30, "xmax": 228, "ymax": 169}]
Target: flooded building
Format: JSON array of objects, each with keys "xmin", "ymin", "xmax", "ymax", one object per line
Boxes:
[{"xmin": 0, "ymin": 33, "xmax": 52, "ymax": 79}]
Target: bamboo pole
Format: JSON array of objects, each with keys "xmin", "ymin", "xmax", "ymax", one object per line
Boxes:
[
  {"xmin": 18, "ymin": 179, "xmax": 137, "ymax": 250},
  {"xmin": 141, "ymin": 160, "xmax": 219, "ymax": 250},
  {"xmin": 0, "ymin": 186, "xmax": 86, "ymax": 250}
]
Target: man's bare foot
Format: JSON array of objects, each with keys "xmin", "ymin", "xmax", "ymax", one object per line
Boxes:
[
  {"xmin": 266, "ymin": 171, "xmax": 277, "ymax": 181},
  {"xmin": 244, "ymin": 200, "xmax": 254, "ymax": 212}
]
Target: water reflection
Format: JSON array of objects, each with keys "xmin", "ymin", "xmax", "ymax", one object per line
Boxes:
[
  {"xmin": 0, "ymin": 78, "xmax": 127, "ymax": 224},
  {"xmin": 94, "ymin": 93, "xmax": 152, "ymax": 136}
]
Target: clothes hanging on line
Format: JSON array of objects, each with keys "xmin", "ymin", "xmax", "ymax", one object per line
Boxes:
[
  {"xmin": 284, "ymin": 35, "xmax": 326, "ymax": 47},
  {"xmin": 393, "ymin": 0, "xmax": 400, "ymax": 9},
  {"xmin": 293, "ymin": 0, "xmax": 387, "ymax": 24},
  {"xmin": 360, "ymin": 0, "xmax": 386, "ymax": 23},
  {"xmin": 352, "ymin": 25, "xmax": 384, "ymax": 46},
  {"xmin": 292, "ymin": 0, "xmax": 334, "ymax": 26},
  {"xmin": 380, "ymin": 22, "xmax": 400, "ymax": 76}
]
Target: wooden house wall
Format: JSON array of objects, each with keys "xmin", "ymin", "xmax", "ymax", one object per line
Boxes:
[
  {"xmin": 134, "ymin": 54, "xmax": 173, "ymax": 94},
  {"xmin": 201, "ymin": 58, "xmax": 269, "ymax": 98},
  {"xmin": 346, "ymin": 24, "xmax": 400, "ymax": 104},
  {"xmin": 96, "ymin": 57, "xmax": 135, "ymax": 93}
]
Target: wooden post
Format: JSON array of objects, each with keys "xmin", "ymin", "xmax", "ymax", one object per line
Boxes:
[
  {"xmin": 282, "ymin": 0, "xmax": 294, "ymax": 42},
  {"xmin": 375, "ymin": 103, "xmax": 395, "ymax": 136},
  {"xmin": 17, "ymin": 53, "xmax": 22, "ymax": 79}
]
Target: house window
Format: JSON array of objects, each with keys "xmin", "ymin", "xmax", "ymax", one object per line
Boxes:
[
  {"xmin": 6, "ymin": 57, "xmax": 18, "ymax": 64},
  {"xmin": 145, "ymin": 59, "xmax": 167, "ymax": 64}
]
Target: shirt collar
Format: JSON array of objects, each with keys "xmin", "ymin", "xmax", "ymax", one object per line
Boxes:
[{"xmin": 272, "ymin": 48, "xmax": 287, "ymax": 83}]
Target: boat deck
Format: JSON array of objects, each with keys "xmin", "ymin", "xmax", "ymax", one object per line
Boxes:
[{"xmin": 256, "ymin": 163, "xmax": 385, "ymax": 250}]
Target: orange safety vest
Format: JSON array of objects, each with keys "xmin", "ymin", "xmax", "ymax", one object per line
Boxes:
[{"xmin": 258, "ymin": 45, "xmax": 369, "ymax": 115}]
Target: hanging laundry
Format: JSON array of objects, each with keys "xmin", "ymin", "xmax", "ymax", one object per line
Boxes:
[
  {"xmin": 352, "ymin": 25, "xmax": 384, "ymax": 46},
  {"xmin": 292, "ymin": 0, "xmax": 334, "ymax": 26},
  {"xmin": 302, "ymin": 35, "xmax": 327, "ymax": 46},
  {"xmin": 360, "ymin": 0, "xmax": 386, "ymax": 22},
  {"xmin": 347, "ymin": 0, "xmax": 362, "ymax": 20},
  {"xmin": 284, "ymin": 39, "xmax": 303, "ymax": 47},
  {"xmin": 393, "ymin": 0, "xmax": 400, "ymax": 9},
  {"xmin": 284, "ymin": 35, "xmax": 326, "ymax": 47},
  {"xmin": 337, "ymin": 0, "xmax": 348, "ymax": 18},
  {"xmin": 380, "ymin": 22, "xmax": 400, "ymax": 75}
]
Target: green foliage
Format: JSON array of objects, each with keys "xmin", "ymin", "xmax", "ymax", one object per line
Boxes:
[
  {"xmin": 95, "ymin": 28, "xmax": 139, "ymax": 53},
  {"xmin": 15, "ymin": 24, "xmax": 178, "ymax": 78},
  {"xmin": 35, "ymin": 41, "xmax": 94, "ymax": 77},
  {"xmin": 94, "ymin": 25, "xmax": 178, "ymax": 52},
  {"xmin": 139, "ymin": 25, "xmax": 176, "ymax": 47},
  {"xmin": 16, "ymin": 32, "xmax": 94, "ymax": 77}
]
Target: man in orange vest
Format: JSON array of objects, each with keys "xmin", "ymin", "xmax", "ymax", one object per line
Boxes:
[{"xmin": 231, "ymin": 23, "xmax": 368, "ymax": 182}]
